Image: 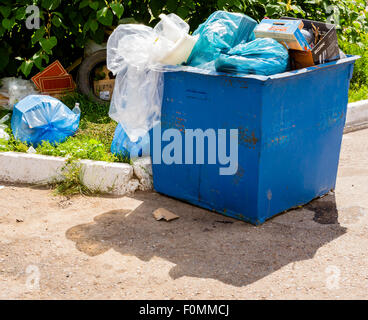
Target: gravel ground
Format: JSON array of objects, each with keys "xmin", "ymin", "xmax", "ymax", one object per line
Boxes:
[{"xmin": 0, "ymin": 129, "xmax": 368, "ymax": 300}]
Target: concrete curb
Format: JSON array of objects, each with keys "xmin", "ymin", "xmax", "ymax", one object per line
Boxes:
[
  {"xmin": 345, "ymin": 99, "xmax": 368, "ymax": 133},
  {"xmin": 0, "ymin": 152, "xmax": 153, "ymax": 195}
]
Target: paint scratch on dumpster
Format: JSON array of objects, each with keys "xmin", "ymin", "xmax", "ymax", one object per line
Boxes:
[{"xmin": 239, "ymin": 127, "xmax": 258, "ymax": 148}]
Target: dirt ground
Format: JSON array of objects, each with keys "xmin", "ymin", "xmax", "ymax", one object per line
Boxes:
[{"xmin": 1, "ymin": 129, "xmax": 368, "ymax": 300}]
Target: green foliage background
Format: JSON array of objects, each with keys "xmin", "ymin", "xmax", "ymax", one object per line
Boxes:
[{"xmin": 0, "ymin": 0, "xmax": 367, "ymax": 79}]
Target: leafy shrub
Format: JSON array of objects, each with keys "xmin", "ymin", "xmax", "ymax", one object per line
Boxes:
[
  {"xmin": 340, "ymin": 37, "xmax": 368, "ymax": 88},
  {"xmin": 1, "ymin": 0, "xmax": 367, "ymax": 79}
]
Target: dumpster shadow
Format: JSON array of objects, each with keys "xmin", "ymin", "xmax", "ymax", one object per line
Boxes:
[{"xmin": 66, "ymin": 192, "xmax": 346, "ymax": 287}]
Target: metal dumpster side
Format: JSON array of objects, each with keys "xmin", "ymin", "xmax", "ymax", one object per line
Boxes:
[{"xmin": 151, "ymin": 56, "xmax": 358, "ymax": 225}]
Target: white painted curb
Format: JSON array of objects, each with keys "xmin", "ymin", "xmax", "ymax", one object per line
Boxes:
[
  {"xmin": 0, "ymin": 152, "xmax": 153, "ymax": 195},
  {"xmin": 345, "ymin": 100, "xmax": 368, "ymax": 133}
]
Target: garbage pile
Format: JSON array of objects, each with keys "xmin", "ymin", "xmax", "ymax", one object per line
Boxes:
[
  {"xmin": 254, "ymin": 17, "xmax": 341, "ymax": 70},
  {"xmin": 107, "ymin": 11, "xmax": 343, "ymax": 159}
]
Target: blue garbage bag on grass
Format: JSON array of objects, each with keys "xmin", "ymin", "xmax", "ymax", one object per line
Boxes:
[
  {"xmin": 215, "ymin": 38, "xmax": 289, "ymax": 76},
  {"xmin": 111, "ymin": 124, "xmax": 150, "ymax": 159},
  {"xmin": 11, "ymin": 95, "xmax": 80, "ymax": 145},
  {"xmin": 187, "ymin": 11, "xmax": 257, "ymax": 69}
]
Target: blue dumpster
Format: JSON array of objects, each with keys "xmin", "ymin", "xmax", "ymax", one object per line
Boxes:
[{"xmin": 151, "ymin": 56, "xmax": 359, "ymax": 225}]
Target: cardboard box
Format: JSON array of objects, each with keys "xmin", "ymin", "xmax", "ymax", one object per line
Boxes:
[
  {"xmin": 282, "ymin": 17, "xmax": 340, "ymax": 69},
  {"xmin": 254, "ymin": 19, "xmax": 311, "ymax": 51},
  {"xmin": 93, "ymin": 79, "xmax": 115, "ymax": 101}
]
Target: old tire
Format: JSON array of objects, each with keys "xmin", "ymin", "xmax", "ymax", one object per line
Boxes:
[{"xmin": 77, "ymin": 49, "xmax": 108, "ymax": 103}]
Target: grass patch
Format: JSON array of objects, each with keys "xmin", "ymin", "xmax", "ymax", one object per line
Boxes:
[
  {"xmin": 0, "ymin": 93, "xmax": 129, "ymax": 163},
  {"xmin": 349, "ymin": 85, "xmax": 368, "ymax": 103},
  {"xmin": 50, "ymin": 157, "xmax": 92, "ymax": 197}
]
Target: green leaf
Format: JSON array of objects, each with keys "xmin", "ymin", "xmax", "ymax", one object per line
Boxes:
[
  {"xmin": 265, "ymin": 4, "xmax": 280, "ymax": 17},
  {"xmin": 217, "ymin": 0, "xmax": 228, "ymax": 9},
  {"xmin": 167, "ymin": 0, "xmax": 179, "ymax": 12},
  {"xmin": 32, "ymin": 27, "xmax": 46, "ymax": 45},
  {"xmin": 79, "ymin": 0, "xmax": 89, "ymax": 9},
  {"xmin": 42, "ymin": 0, "xmax": 61, "ymax": 10},
  {"xmin": 97, "ymin": 7, "xmax": 113, "ymax": 26},
  {"xmin": 2, "ymin": 18, "xmax": 13, "ymax": 30},
  {"xmin": 20, "ymin": 60, "xmax": 34, "ymax": 78},
  {"xmin": 15, "ymin": 7, "xmax": 26, "ymax": 20},
  {"xmin": 90, "ymin": 20, "xmax": 99, "ymax": 33},
  {"xmin": 40, "ymin": 36, "xmax": 58, "ymax": 54},
  {"xmin": 52, "ymin": 15, "xmax": 62, "ymax": 27},
  {"xmin": 0, "ymin": 6, "xmax": 11, "ymax": 18},
  {"xmin": 177, "ymin": 7, "xmax": 189, "ymax": 19},
  {"xmin": 83, "ymin": 19, "xmax": 90, "ymax": 34},
  {"xmin": 49, "ymin": 36, "xmax": 57, "ymax": 47},
  {"xmin": 150, "ymin": 0, "xmax": 163, "ymax": 16},
  {"xmin": 111, "ymin": 3, "xmax": 124, "ymax": 19},
  {"xmin": 353, "ymin": 21, "xmax": 362, "ymax": 30},
  {"xmin": 89, "ymin": 1, "xmax": 99, "ymax": 11},
  {"xmin": 32, "ymin": 52, "xmax": 49, "ymax": 70},
  {"xmin": 91, "ymin": 28, "xmax": 104, "ymax": 44}
]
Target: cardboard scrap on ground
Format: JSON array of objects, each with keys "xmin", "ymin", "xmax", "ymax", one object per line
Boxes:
[
  {"xmin": 153, "ymin": 208, "xmax": 180, "ymax": 222},
  {"xmin": 0, "ymin": 93, "xmax": 9, "ymax": 107},
  {"xmin": 31, "ymin": 60, "xmax": 76, "ymax": 95}
]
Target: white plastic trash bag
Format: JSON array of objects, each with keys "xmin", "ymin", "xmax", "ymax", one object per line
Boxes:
[
  {"xmin": 0, "ymin": 114, "xmax": 10, "ymax": 141},
  {"xmin": 109, "ymin": 63, "xmax": 164, "ymax": 142},
  {"xmin": 0, "ymin": 77, "xmax": 38, "ymax": 110},
  {"xmin": 107, "ymin": 14, "xmax": 195, "ymax": 142}
]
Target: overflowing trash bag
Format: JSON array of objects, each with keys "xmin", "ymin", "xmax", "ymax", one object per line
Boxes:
[
  {"xmin": 111, "ymin": 123, "xmax": 150, "ymax": 159},
  {"xmin": 187, "ymin": 11, "xmax": 257, "ymax": 69},
  {"xmin": 107, "ymin": 13, "xmax": 197, "ymax": 142},
  {"xmin": 11, "ymin": 95, "xmax": 80, "ymax": 145},
  {"xmin": 215, "ymin": 38, "xmax": 289, "ymax": 76}
]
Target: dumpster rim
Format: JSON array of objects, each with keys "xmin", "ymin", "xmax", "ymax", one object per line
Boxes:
[{"xmin": 157, "ymin": 55, "xmax": 359, "ymax": 82}]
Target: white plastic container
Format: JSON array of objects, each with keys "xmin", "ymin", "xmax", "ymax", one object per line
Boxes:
[
  {"xmin": 159, "ymin": 33, "xmax": 198, "ymax": 65},
  {"xmin": 154, "ymin": 14, "xmax": 189, "ymax": 43}
]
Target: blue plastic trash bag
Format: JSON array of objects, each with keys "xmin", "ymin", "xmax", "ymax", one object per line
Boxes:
[
  {"xmin": 187, "ymin": 11, "xmax": 257, "ymax": 68},
  {"xmin": 111, "ymin": 124, "xmax": 150, "ymax": 159},
  {"xmin": 11, "ymin": 95, "xmax": 80, "ymax": 145},
  {"xmin": 215, "ymin": 38, "xmax": 289, "ymax": 76}
]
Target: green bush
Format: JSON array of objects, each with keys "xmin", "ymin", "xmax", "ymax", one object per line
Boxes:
[
  {"xmin": 1, "ymin": 1, "xmax": 367, "ymax": 79},
  {"xmin": 340, "ymin": 37, "xmax": 368, "ymax": 87}
]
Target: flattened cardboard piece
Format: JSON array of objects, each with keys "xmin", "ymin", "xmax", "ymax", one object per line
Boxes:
[
  {"xmin": 153, "ymin": 208, "xmax": 180, "ymax": 222},
  {"xmin": 93, "ymin": 79, "xmax": 115, "ymax": 101},
  {"xmin": 31, "ymin": 60, "xmax": 67, "ymax": 90},
  {"xmin": 40, "ymin": 74, "xmax": 75, "ymax": 93}
]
